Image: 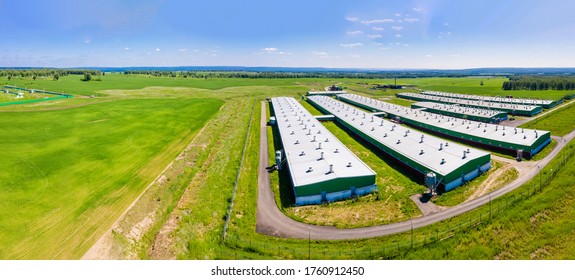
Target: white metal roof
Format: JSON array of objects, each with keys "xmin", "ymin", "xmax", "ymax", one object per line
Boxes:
[
  {"xmin": 397, "ymin": 92, "xmax": 541, "ymax": 112},
  {"xmin": 411, "ymin": 101, "xmax": 506, "ymax": 119},
  {"xmin": 421, "ymin": 91, "xmax": 556, "ymax": 107},
  {"xmin": 307, "ymin": 91, "xmax": 348, "ymax": 95},
  {"xmin": 338, "ymin": 94, "xmax": 549, "ymax": 148},
  {"xmin": 271, "ymin": 97, "xmax": 375, "ymax": 188},
  {"xmin": 308, "ymin": 96, "xmax": 491, "ymax": 177}
]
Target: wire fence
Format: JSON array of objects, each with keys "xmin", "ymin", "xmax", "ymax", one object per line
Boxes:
[{"xmin": 216, "ymin": 141, "xmax": 573, "ymax": 260}]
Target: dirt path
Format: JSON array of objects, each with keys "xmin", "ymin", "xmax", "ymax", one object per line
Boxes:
[{"xmin": 467, "ymin": 162, "xmax": 515, "ymax": 201}]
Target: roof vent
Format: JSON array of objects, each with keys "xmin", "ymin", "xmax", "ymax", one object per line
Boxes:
[
  {"xmin": 347, "ymin": 162, "xmax": 352, "ymax": 167},
  {"xmin": 295, "ymin": 140, "xmax": 299, "ymax": 144},
  {"xmin": 334, "ymin": 148, "xmax": 339, "ymax": 153},
  {"xmin": 307, "ymin": 166, "xmax": 313, "ymax": 173},
  {"xmin": 384, "ymin": 133, "xmax": 388, "ymax": 138},
  {"xmin": 300, "ymin": 151, "xmax": 306, "ymax": 156},
  {"xmin": 325, "ymin": 138, "xmax": 329, "ymax": 142},
  {"xmin": 420, "ymin": 149, "xmax": 425, "ymax": 155},
  {"xmin": 441, "ymin": 158, "xmax": 446, "ymax": 165},
  {"xmin": 397, "ymin": 139, "xmax": 401, "ymax": 144},
  {"xmin": 439, "ymin": 143, "xmax": 443, "ymax": 150}
]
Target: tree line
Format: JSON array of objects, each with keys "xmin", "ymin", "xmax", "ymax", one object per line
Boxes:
[
  {"xmin": 0, "ymin": 69, "xmax": 102, "ymax": 81},
  {"xmin": 502, "ymin": 76, "xmax": 575, "ymax": 91},
  {"xmin": 121, "ymin": 70, "xmax": 477, "ymax": 79}
]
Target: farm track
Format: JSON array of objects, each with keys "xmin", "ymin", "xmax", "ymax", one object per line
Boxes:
[{"xmin": 256, "ymin": 101, "xmax": 575, "ymax": 240}]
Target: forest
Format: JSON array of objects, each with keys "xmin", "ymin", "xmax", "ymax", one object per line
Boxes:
[{"xmin": 502, "ymin": 76, "xmax": 575, "ymax": 90}]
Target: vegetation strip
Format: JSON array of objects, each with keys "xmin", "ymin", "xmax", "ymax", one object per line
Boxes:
[{"xmin": 223, "ymin": 99, "xmax": 257, "ymax": 239}]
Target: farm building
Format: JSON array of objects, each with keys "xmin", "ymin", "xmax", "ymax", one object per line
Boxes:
[
  {"xmin": 306, "ymin": 91, "xmax": 347, "ymax": 96},
  {"xmin": 410, "ymin": 102, "xmax": 508, "ymax": 123},
  {"xmin": 420, "ymin": 91, "xmax": 562, "ymax": 109},
  {"xmin": 337, "ymin": 94, "xmax": 551, "ymax": 158},
  {"xmin": 270, "ymin": 97, "xmax": 376, "ymax": 205},
  {"xmin": 396, "ymin": 92, "xmax": 543, "ymax": 116},
  {"xmin": 308, "ymin": 95, "xmax": 492, "ymax": 192}
]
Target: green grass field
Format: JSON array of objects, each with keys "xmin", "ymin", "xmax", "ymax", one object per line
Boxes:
[
  {"xmin": 1, "ymin": 74, "xmax": 574, "ymax": 260},
  {"xmin": 0, "ymin": 97, "xmax": 222, "ymax": 259}
]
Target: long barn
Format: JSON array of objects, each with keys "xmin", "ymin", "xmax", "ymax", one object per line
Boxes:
[
  {"xmin": 338, "ymin": 94, "xmax": 551, "ymax": 158},
  {"xmin": 308, "ymin": 95, "xmax": 492, "ymax": 192},
  {"xmin": 270, "ymin": 97, "xmax": 376, "ymax": 205}
]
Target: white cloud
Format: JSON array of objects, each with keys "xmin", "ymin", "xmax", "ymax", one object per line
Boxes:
[
  {"xmin": 345, "ymin": 17, "xmax": 359, "ymax": 22},
  {"xmin": 367, "ymin": 34, "xmax": 382, "ymax": 39},
  {"xmin": 350, "ymin": 54, "xmax": 360, "ymax": 58},
  {"xmin": 312, "ymin": 51, "xmax": 329, "ymax": 58},
  {"xmin": 361, "ymin": 18, "xmax": 394, "ymax": 25},
  {"xmin": 373, "ymin": 42, "xmax": 384, "ymax": 46},
  {"xmin": 395, "ymin": 13, "xmax": 401, "ymax": 17},
  {"xmin": 340, "ymin": 43, "xmax": 363, "ymax": 48},
  {"xmin": 372, "ymin": 27, "xmax": 384, "ymax": 31},
  {"xmin": 413, "ymin": 7, "xmax": 423, "ymax": 12},
  {"xmin": 262, "ymin": 47, "xmax": 278, "ymax": 53},
  {"xmin": 449, "ymin": 54, "xmax": 461, "ymax": 57},
  {"xmin": 425, "ymin": 54, "xmax": 433, "ymax": 58},
  {"xmin": 84, "ymin": 38, "xmax": 91, "ymax": 44},
  {"xmin": 404, "ymin": 18, "xmax": 419, "ymax": 23},
  {"xmin": 124, "ymin": 47, "xmax": 130, "ymax": 51},
  {"xmin": 394, "ymin": 34, "xmax": 402, "ymax": 38},
  {"xmin": 403, "ymin": 44, "xmax": 410, "ymax": 47},
  {"xmin": 155, "ymin": 48, "xmax": 161, "ymax": 52},
  {"xmin": 381, "ymin": 47, "xmax": 391, "ymax": 50},
  {"xmin": 444, "ymin": 22, "xmax": 450, "ymax": 26},
  {"xmin": 392, "ymin": 26, "xmax": 404, "ymax": 31},
  {"xmin": 261, "ymin": 48, "xmax": 291, "ymax": 55},
  {"xmin": 347, "ymin": 30, "xmax": 363, "ymax": 36},
  {"xmin": 178, "ymin": 48, "xmax": 188, "ymax": 52}
]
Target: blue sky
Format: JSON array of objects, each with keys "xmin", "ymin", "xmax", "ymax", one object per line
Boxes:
[{"xmin": 1, "ymin": 0, "xmax": 574, "ymax": 69}]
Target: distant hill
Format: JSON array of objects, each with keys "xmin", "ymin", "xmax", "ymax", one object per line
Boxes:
[{"xmin": 2, "ymin": 66, "xmax": 575, "ymax": 76}]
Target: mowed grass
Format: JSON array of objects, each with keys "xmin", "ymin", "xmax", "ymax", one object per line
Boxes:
[
  {"xmin": 520, "ymin": 100, "xmax": 575, "ymax": 137},
  {"xmin": 0, "ymin": 98, "xmax": 222, "ymax": 259}
]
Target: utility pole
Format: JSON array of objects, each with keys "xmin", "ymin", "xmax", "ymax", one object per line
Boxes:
[{"xmin": 538, "ymin": 165, "xmax": 541, "ymax": 191}]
